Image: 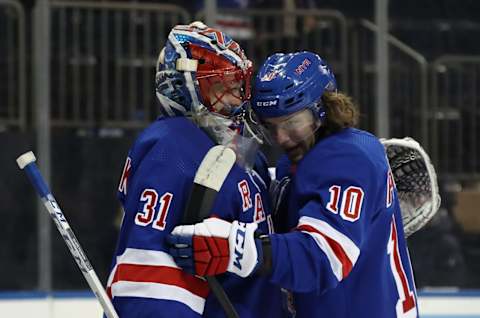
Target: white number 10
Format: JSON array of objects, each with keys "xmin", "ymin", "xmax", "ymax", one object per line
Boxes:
[{"xmin": 326, "ymin": 185, "xmax": 364, "ymax": 222}]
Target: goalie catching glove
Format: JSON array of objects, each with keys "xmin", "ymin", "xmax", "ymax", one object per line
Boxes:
[
  {"xmin": 168, "ymin": 218, "xmax": 271, "ymax": 278},
  {"xmin": 381, "ymin": 137, "xmax": 441, "ymax": 237}
]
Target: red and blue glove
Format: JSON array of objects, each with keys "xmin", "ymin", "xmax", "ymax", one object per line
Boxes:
[{"xmin": 168, "ymin": 218, "xmax": 263, "ymax": 278}]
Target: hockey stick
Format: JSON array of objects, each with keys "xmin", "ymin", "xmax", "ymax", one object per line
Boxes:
[
  {"xmin": 182, "ymin": 145, "xmax": 239, "ymax": 318},
  {"xmin": 16, "ymin": 151, "xmax": 119, "ymax": 318}
]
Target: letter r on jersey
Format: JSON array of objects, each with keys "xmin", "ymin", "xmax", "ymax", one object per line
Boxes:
[{"xmin": 238, "ymin": 180, "xmax": 253, "ymax": 212}]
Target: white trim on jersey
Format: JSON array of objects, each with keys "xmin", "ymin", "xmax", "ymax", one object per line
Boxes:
[
  {"xmin": 248, "ymin": 169, "xmax": 267, "ymax": 190},
  {"xmin": 246, "ymin": 170, "xmax": 261, "ymax": 192},
  {"xmin": 111, "ymin": 281, "xmax": 205, "ymax": 315},
  {"xmin": 117, "ymin": 248, "xmax": 179, "ymax": 267},
  {"xmin": 298, "ymin": 216, "xmax": 360, "ymax": 281},
  {"xmin": 107, "ymin": 248, "xmax": 208, "ymax": 315},
  {"xmin": 107, "ymin": 248, "xmax": 179, "ymax": 287},
  {"xmin": 304, "ymin": 228, "xmax": 344, "ymax": 281},
  {"xmin": 107, "ymin": 264, "xmax": 117, "ymax": 289}
]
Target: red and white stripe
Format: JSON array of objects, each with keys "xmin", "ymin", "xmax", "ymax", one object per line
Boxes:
[
  {"xmin": 297, "ymin": 216, "xmax": 360, "ymax": 281},
  {"xmin": 107, "ymin": 248, "xmax": 209, "ymax": 315}
]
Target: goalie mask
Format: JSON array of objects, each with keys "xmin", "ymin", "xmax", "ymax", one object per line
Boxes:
[
  {"xmin": 155, "ymin": 21, "xmax": 253, "ymax": 119},
  {"xmin": 155, "ymin": 22, "xmax": 260, "ymax": 168}
]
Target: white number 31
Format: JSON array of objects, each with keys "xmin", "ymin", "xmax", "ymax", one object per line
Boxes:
[{"xmin": 135, "ymin": 189, "xmax": 173, "ymax": 231}]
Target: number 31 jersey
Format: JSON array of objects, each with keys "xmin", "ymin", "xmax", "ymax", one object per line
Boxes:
[{"xmin": 107, "ymin": 116, "xmax": 282, "ymax": 318}]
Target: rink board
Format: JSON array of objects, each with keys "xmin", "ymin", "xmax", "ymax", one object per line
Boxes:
[{"xmin": 0, "ymin": 290, "xmax": 479, "ymax": 317}]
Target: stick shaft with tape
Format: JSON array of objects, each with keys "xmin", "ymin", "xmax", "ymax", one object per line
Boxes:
[
  {"xmin": 17, "ymin": 151, "xmax": 119, "ymax": 318},
  {"xmin": 183, "ymin": 145, "xmax": 239, "ymax": 318}
]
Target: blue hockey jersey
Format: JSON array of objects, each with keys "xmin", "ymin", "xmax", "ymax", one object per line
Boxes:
[
  {"xmin": 269, "ymin": 128, "xmax": 418, "ymax": 318},
  {"xmin": 107, "ymin": 116, "xmax": 282, "ymax": 317}
]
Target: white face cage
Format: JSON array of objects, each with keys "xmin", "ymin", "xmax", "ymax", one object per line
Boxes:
[{"xmin": 381, "ymin": 137, "xmax": 441, "ymax": 238}]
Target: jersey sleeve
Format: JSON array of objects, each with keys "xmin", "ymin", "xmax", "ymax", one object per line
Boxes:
[
  {"xmin": 269, "ymin": 144, "xmax": 382, "ymax": 293},
  {"xmin": 109, "ymin": 137, "xmax": 210, "ymax": 317}
]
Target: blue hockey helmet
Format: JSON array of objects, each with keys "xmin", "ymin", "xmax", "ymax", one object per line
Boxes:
[
  {"xmin": 155, "ymin": 21, "xmax": 253, "ymax": 118},
  {"xmin": 251, "ymin": 51, "xmax": 336, "ymax": 120}
]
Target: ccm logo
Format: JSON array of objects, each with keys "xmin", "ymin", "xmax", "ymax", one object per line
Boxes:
[
  {"xmin": 233, "ymin": 223, "xmax": 247, "ymax": 270},
  {"xmin": 256, "ymin": 100, "xmax": 278, "ymax": 107}
]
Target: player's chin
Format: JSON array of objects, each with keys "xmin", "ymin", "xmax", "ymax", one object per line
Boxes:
[{"xmin": 286, "ymin": 145, "xmax": 307, "ymax": 163}]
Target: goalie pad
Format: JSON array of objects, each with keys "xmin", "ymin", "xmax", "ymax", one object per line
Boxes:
[{"xmin": 381, "ymin": 137, "xmax": 441, "ymax": 238}]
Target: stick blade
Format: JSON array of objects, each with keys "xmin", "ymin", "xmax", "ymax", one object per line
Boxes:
[{"xmin": 194, "ymin": 145, "xmax": 236, "ymax": 191}]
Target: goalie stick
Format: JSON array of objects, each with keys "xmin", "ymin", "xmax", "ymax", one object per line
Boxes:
[
  {"xmin": 16, "ymin": 151, "xmax": 119, "ymax": 318},
  {"xmin": 182, "ymin": 145, "xmax": 239, "ymax": 318}
]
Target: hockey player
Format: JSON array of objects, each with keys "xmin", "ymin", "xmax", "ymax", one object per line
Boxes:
[
  {"xmin": 107, "ymin": 22, "xmax": 283, "ymax": 317},
  {"xmin": 169, "ymin": 51, "xmax": 419, "ymax": 317}
]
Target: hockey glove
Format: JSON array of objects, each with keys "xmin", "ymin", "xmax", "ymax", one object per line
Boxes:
[{"xmin": 168, "ymin": 218, "xmax": 262, "ymax": 278}]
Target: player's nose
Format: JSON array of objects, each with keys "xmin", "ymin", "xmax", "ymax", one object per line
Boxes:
[
  {"xmin": 223, "ymin": 93, "xmax": 242, "ymax": 107},
  {"xmin": 273, "ymin": 127, "xmax": 291, "ymax": 147}
]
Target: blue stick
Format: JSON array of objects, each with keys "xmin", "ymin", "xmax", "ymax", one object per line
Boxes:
[{"xmin": 16, "ymin": 151, "xmax": 119, "ymax": 318}]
